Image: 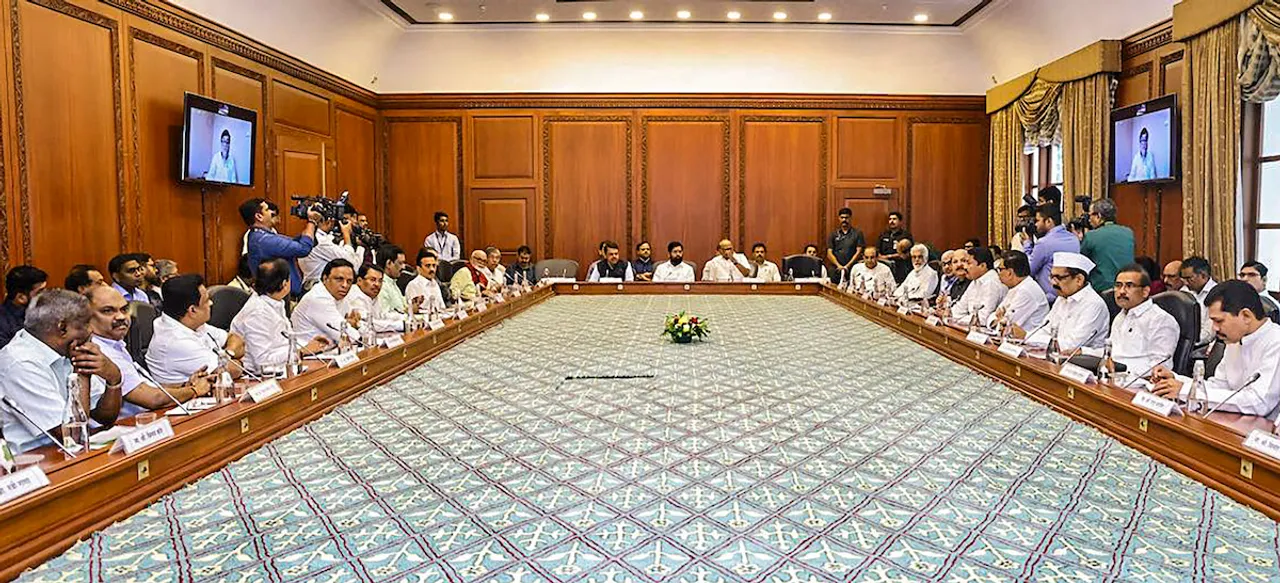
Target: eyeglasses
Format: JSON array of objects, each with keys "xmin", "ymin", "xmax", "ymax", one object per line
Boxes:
[
  {"xmin": 1048, "ymin": 273, "xmax": 1076, "ymax": 282},
  {"xmin": 1112, "ymin": 281, "xmax": 1146, "ymax": 290}
]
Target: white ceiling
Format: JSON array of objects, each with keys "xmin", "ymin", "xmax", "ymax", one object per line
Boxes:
[{"xmin": 380, "ymin": 0, "xmax": 988, "ymax": 25}]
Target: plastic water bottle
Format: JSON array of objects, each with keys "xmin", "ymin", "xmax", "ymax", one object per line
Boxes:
[
  {"xmin": 362, "ymin": 322, "xmax": 376, "ymax": 349},
  {"xmin": 1097, "ymin": 339, "xmax": 1113, "ymax": 383},
  {"xmin": 968, "ymin": 309, "xmax": 982, "ymax": 332},
  {"xmin": 1046, "ymin": 328, "xmax": 1063, "ymax": 365},
  {"xmin": 1187, "ymin": 360, "xmax": 1207, "ymax": 415},
  {"xmin": 62, "ymin": 375, "xmax": 89, "ymax": 458}
]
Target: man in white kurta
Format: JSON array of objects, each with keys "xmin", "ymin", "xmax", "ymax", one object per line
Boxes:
[
  {"xmin": 748, "ymin": 243, "xmax": 781, "ymax": 283},
  {"xmin": 989, "ymin": 250, "xmax": 1049, "ymax": 333},
  {"xmin": 231, "ymin": 259, "xmax": 332, "ymax": 373},
  {"xmin": 1024, "ymin": 252, "xmax": 1111, "ymax": 350},
  {"xmin": 848, "ymin": 248, "xmax": 895, "ymax": 293},
  {"xmin": 298, "ymin": 220, "xmax": 363, "ymax": 289},
  {"xmin": 702, "ymin": 240, "xmax": 750, "ymax": 282},
  {"xmin": 348, "ymin": 264, "xmax": 409, "ymax": 334},
  {"xmin": 653, "ymin": 242, "xmax": 695, "ymax": 283},
  {"xmin": 291, "ymin": 260, "xmax": 360, "ymax": 344},
  {"xmin": 1152, "ymin": 281, "xmax": 1280, "ymax": 418},
  {"xmin": 948, "ymin": 248, "xmax": 1006, "ymax": 326},
  {"xmin": 1110, "ymin": 265, "xmax": 1179, "ymax": 373},
  {"xmin": 405, "ymin": 253, "xmax": 447, "ymax": 317},
  {"xmin": 894, "ymin": 244, "xmax": 938, "ymax": 302}
]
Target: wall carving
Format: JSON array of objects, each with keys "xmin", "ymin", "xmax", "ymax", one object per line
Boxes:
[{"xmin": 382, "ymin": 94, "xmax": 985, "ymax": 112}]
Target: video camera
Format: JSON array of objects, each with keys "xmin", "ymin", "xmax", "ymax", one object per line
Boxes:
[{"xmin": 289, "ymin": 191, "xmax": 350, "ymax": 223}]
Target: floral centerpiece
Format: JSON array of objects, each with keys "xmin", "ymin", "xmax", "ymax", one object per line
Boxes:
[{"xmin": 662, "ymin": 311, "xmax": 710, "ymax": 344}]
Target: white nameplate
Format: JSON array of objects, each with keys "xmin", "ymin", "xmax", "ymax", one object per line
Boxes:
[
  {"xmin": 599, "ymin": 277, "xmax": 623, "ymax": 284},
  {"xmin": 542, "ymin": 277, "xmax": 575, "ymax": 285},
  {"xmin": 428, "ymin": 319, "xmax": 446, "ymax": 331},
  {"xmin": 512, "ymin": 289, "xmax": 522, "ymax": 298},
  {"xmin": 965, "ymin": 330, "xmax": 991, "ymax": 345},
  {"xmin": 243, "ymin": 379, "xmax": 283, "ymax": 402},
  {"xmin": 1242, "ymin": 429, "xmax": 1280, "ymax": 461},
  {"xmin": 493, "ymin": 294, "xmax": 506, "ymax": 303},
  {"xmin": 795, "ymin": 277, "xmax": 825, "ymax": 283},
  {"xmin": 0, "ymin": 465, "xmax": 50, "ymax": 505},
  {"xmin": 380, "ymin": 335, "xmax": 405, "ymax": 349},
  {"xmin": 334, "ymin": 351, "xmax": 360, "ymax": 369},
  {"xmin": 877, "ymin": 297, "xmax": 890, "ymax": 306},
  {"xmin": 111, "ymin": 418, "xmax": 174, "ymax": 455},
  {"xmin": 925, "ymin": 315, "xmax": 942, "ymax": 327},
  {"xmin": 897, "ymin": 305, "xmax": 911, "ymax": 315},
  {"xmin": 455, "ymin": 311, "xmax": 468, "ymax": 321},
  {"xmin": 475, "ymin": 302, "xmax": 487, "ymax": 313},
  {"xmin": 1132, "ymin": 391, "xmax": 1180, "ymax": 417},
  {"xmin": 1059, "ymin": 362, "xmax": 1095, "ymax": 384},
  {"xmin": 997, "ymin": 340, "xmax": 1026, "ymax": 358}
]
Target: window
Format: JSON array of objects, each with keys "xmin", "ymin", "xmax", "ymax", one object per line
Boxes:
[
  {"xmin": 1246, "ymin": 100, "xmax": 1280, "ymax": 293},
  {"xmin": 1022, "ymin": 143, "xmax": 1064, "ymax": 205}
]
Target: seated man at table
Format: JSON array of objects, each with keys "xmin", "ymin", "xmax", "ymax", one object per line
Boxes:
[
  {"xmin": 0, "ymin": 290, "xmax": 122, "ymax": 452},
  {"xmin": 946, "ymin": 247, "xmax": 1006, "ymax": 326},
  {"xmin": 506, "ymin": 245, "xmax": 537, "ymax": 286},
  {"xmin": 632, "ymin": 241, "xmax": 656, "ymax": 282},
  {"xmin": 704, "ymin": 240, "xmax": 751, "ymax": 282},
  {"xmin": 894, "ymin": 244, "xmax": 938, "ymax": 303},
  {"xmin": 748, "ymin": 243, "xmax": 781, "ymax": 282},
  {"xmin": 348, "ymin": 263, "xmax": 415, "ymax": 333},
  {"xmin": 990, "ymin": 250, "xmax": 1049, "ymax": 334},
  {"xmin": 148, "ymin": 274, "xmax": 246, "ymax": 384},
  {"xmin": 405, "ymin": 249, "xmax": 447, "ymax": 316},
  {"xmin": 849, "ymin": 247, "xmax": 895, "ymax": 293},
  {"xmin": 87, "ymin": 285, "xmax": 213, "ymax": 416},
  {"xmin": 292, "ymin": 259, "xmax": 362, "ymax": 345},
  {"xmin": 1151, "ymin": 281, "xmax": 1280, "ymax": 418},
  {"xmin": 374, "ymin": 244, "xmax": 410, "ymax": 315},
  {"xmin": 1017, "ymin": 252, "xmax": 1110, "ymax": 350},
  {"xmin": 588, "ymin": 241, "xmax": 635, "ymax": 281},
  {"xmin": 451, "ymin": 250, "xmax": 495, "ymax": 302},
  {"xmin": 653, "ymin": 241, "xmax": 695, "ymax": 283},
  {"xmin": 231, "ymin": 258, "xmax": 332, "ymax": 374},
  {"xmin": 1109, "ymin": 264, "xmax": 1179, "ymax": 374},
  {"xmin": 483, "ymin": 246, "xmax": 506, "ymax": 292}
]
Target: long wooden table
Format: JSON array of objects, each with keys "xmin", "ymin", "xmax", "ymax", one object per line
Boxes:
[{"xmin": 1, "ymin": 281, "xmax": 1276, "ymax": 581}]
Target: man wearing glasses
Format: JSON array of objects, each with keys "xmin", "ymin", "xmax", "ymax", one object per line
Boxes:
[
  {"xmin": 1110, "ymin": 264, "xmax": 1179, "ymax": 373},
  {"xmin": 1080, "ymin": 198, "xmax": 1134, "ymax": 293},
  {"xmin": 1239, "ymin": 261, "xmax": 1280, "ymax": 323},
  {"xmin": 1022, "ymin": 252, "xmax": 1110, "ymax": 350}
]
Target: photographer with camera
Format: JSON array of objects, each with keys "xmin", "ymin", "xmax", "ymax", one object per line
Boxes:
[
  {"xmin": 240, "ymin": 197, "xmax": 319, "ymax": 299},
  {"xmin": 298, "ymin": 208, "xmax": 365, "ymax": 292}
]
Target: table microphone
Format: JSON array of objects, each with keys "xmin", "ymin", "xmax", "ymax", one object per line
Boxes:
[
  {"xmin": 1118, "ymin": 355, "xmax": 1173, "ymax": 391},
  {"xmin": 206, "ymin": 332, "xmax": 263, "ymax": 382},
  {"xmin": 1018, "ymin": 320, "xmax": 1053, "ymax": 345},
  {"xmin": 0, "ymin": 396, "xmax": 79, "ymax": 457},
  {"xmin": 326, "ymin": 322, "xmax": 366, "ymax": 348},
  {"xmin": 1204, "ymin": 372, "xmax": 1264, "ymax": 416},
  {"xmin": 135, "ymin": 365, "xmax": 192, "ymax": 415}
]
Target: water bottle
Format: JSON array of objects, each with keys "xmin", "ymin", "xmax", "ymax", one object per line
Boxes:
[
  {"xmin": 214, "ymin": 371, "xmax": 234, "ymax": 404},
  {"xmin": 788, "ymin": 268, "xmax": 794, "ymax": 282},
  {"xmin": 362, "ymin": 322, "xmax": 376, "ymax": 350},
  {"xmin": 1046, "ymin": 328, "xmax": 1062, "ymax": 365},
  {"xmin": 1187, "ymin": 360, "xmax": 1207, "ymax": 415},
  {"xmin": 62, "ymin": 375, "xmax": 89, "ymax": 458},
  {"xmin": 1097, "ymin": 339, "xmax": 1113, "ymax": 383},
  {"xmin": 968, "ymin": 309, "xmax": 982, "ymax": 332}
]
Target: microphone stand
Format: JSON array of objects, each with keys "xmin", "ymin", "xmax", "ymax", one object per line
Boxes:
[
  {"xmin": 207, "ymin": 333, "xmax": 263, "ymax": 382},
  {"xmin": 0, "ymin": 396, "xmax": 79, "ymax": 457},
  {"xmin": 283, "ymin": 331, "xmax": 334, "ymax": 370},
  {"xmin": 1204, "ymin": 373, "xmax": 1265, "ymax": 416},
  {"xmin": 1117, "ymin": 355, "xmax": 1173, "ymax": 391},
  {"xmin": 135, "ymin": 365, "xmax": 192, "ymax": 415}
]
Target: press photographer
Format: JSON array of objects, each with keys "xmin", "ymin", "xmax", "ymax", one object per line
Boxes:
[
  {"xmin": 240, "ymin": 197, "xmax": 320, "ymax": 299},
  {"xmin": 298, "ymin": 194, "xmax": 366, "ymax": 291}
]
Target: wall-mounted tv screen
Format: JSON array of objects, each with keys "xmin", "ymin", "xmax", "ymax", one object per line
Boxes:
[
  {"xmin": 1111, "ymin": 94, "xmax": 1178, "ymax": 185},
  {"xmin": 181, "ymin": 93, "xmax": 256, "ymax": 187}
]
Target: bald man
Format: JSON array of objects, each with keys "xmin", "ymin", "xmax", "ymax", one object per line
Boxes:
[
  {"xmin": 1162, "ymin": 260, "xmax": 1187, "ymax": 292},
  {"xmin": 450, "ymin": 250, "xmax": 493, "ymax": 302},
  {"xmin": 702, "ymin": 239, "xmax": 751, "ymax": 282}
]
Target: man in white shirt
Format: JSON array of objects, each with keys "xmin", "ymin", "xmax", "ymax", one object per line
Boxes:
[
  {"xmin": 894, "ymin": 244, "xmax": 938, "ymax": 303},
  {"xmin": 205, "ymin": 129, "xmax": 238, "ymax": 183},
  {"xmin": 1162, "ymin": 260, "xmax": 1187, "ymax": 292},
  {"xmin": 848, "ymin": 247, "xmax": 896, "ymax": 293},
  {"xmin": 747, "ymin": 243, "xmax": 781, "ymax": 282},
  {"xmin": 147, "ymin": 274, "xmax": 245, "ymax": 384},
  {"xmin": 292, "ymin": 259, "xmax": 362, "ymax": 345},
  {"xmin": 231, "ymin": 258, "xmax": 332, "ymax": 374},
  {"xmin": 298, "ymin": 217, "xmax": 363, "ymax": 289},
  {"xmin": 0, "ymin": 290, "xmax": 122, "ymax": 452},
  {"xmin": 1180, "ymin": 256, "xmax": 1218, "ymax": 344},
  {"xmin": 348, "ymin": 264, "xmax": 410, "ymax": 333},
  {"xmin": 653, "ymin": 241, "xmax": 696, "ymax": 283},
  {"xmin": 483, "ymin": 246, "xmax": 506, "ymax": 292},
  {"xmin": 588, "ymin": 241, "xmax": 636, "ymax": 281},
  {"xmin": 405, "ymin": 249, "xmax": 447, "ymax": 317},
  {"xmin": 946, "ymin": 247, "xmax": 1006, "ymax": 326},
  {"xmin": 1110, "ymin": 264, "xmax": 1179, "ymax": 374},
  {"xmin": 989, "ymin": 250, "xmax": 1049, "ymax": 333},
  {"xmin": 87, "ymin": 286, "xmax": 211, "ymax": 418},
  {"xmin": 1021, "ymin": 252, "xmax": 1111, "ymax": 350},
  {"xmin": 1238, "ymin": 261, "xmax": 1280, "ymax": 320},
  {"xmin": 703, "ymin": 239, "xmax": 750, "ymax": 282},
  {"xmin": 1152, "ymin": 281, "xmax": 1280, "ymax": 418},
  {"xmin": 423, "ymin": 211, "xmax": 461, "ymax": 262},
  {"xmin": 1127, "ymin": 128, "xmax": 1157, "ymax": 182}
]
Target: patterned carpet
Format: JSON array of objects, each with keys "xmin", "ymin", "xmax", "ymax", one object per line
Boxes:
[{"xmin": 21, "ymin": 296, "xmax": 1280, "ymax": 582}]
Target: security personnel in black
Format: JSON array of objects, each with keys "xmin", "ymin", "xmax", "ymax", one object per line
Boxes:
[{"xmin": 876, "ymin": 211, "xmax": 914, "ymax": 283}]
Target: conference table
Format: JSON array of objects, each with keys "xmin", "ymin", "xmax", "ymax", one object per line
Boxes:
[{"xmin": 1, "ymin": 282, "xmax": 1277, "ymax": 582}]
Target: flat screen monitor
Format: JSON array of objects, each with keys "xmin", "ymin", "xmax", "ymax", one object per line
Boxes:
[
  {"xmin": 181, "ymin": 93, "xmax": 256, "ymax": 187},
  {"xmin": 1110, "ymin": 94, "xmax": 1178, "ymax": 185}
]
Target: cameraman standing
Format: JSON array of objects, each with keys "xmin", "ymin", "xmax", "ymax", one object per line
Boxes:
[
  {"xmin": 240, "ymin": 197, "xmax": 320, "ymax": 299},
  {"xmin": 299, "ymin": 214, "xmax": 364, "ymax": 292}
]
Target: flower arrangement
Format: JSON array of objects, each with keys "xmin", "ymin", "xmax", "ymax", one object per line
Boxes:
[{"xmin": 662, "ymin": 311, "xmax": 710, "ymax": 344}]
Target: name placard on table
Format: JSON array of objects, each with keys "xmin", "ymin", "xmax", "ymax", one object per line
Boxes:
[
  {"xmin": 925, "ymin": 315, "xmax": 942, "ymax": 327},
  {"xmin": 242, "ymin": 379, "xmax": 284, "ymax": 402},
  {"xmin": 0, "ymin": 465, "xmax": 50, "ymax": 505},
  {"xmin": 334, "ymin": 351, "xmax": 360, "ymax": 369},
  {"xmin": 1058, "ymin": 362, "xmax": 1095, "ymax": 384},
  {"xmin": 110, "ymin": 418, "xmax": 175, "ymax": 455},
  {"xmin": 1132, "ymin": 391, "xmax": 1181, "ymax": 417},
  {"xmin": 428, "ymin": 319, "xmax": 446, "ymax": 331},
  {"xmin": 1243, "ymin": 429, "xmax": 1280, "ymax": 461},
  {"xmin": 997, "ymin": 340, "xmax": 1026, "ymax": 358},
  {"xmin": 965, "ymin": 330, "xmax": 991, "ymax": 345},
  {"xmin": 897, "ymin": 305, "xmax": 911, "ymax": 315},
  {"xmin": 475, "ymin": 303, "xmax": 487, "ymax": 313},
  {"xmin": 380, "ymin": 335, "xmax": 405, "ymax": 349}
]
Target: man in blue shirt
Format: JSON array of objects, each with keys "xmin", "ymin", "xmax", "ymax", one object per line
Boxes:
[
  {"xmin": 0, "ymin": 266, "xmax": 47, "ymax": 349},
  {"xmin": 240, "ymin": 197, "xmax": 321, "ymax": 298},
  {"xmin": 1025, "ymin": 203, "xmax": 1079, "ymax": 303}
]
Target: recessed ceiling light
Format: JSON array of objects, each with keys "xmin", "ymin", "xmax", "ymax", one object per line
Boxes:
[
  {"xmin": 582, "ymin": 11, "xmax": 597, "ymax": 20},
  {"xmin": 818, "ymin": 12, "xmax": 832, "ymax": 21},
  {"xmin": 630, "ymin": 10, "xmax": 644, "ymax": 20},
  {"xmin": 913, "ymin": 13, "xmax": 929, "ymax": 22},
  {"xmin": 677, "ymin": 10, "xmax": 691, "ymax": 19},
  {"xmin": 773, "ymin": 11, "xmax": 787, "ymax": 20},
  {"xmin": 726, "ymin": 11, "xmax": 741, "ymax": 20},
  {"xmin": 438, "ymin": 12, "xmax": 453, "ymax": 21},
  {"xmin": 535, "ymin": 12, "xmax": 550, "ymax": 21}
]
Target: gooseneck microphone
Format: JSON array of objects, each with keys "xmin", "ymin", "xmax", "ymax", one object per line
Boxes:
[
  {"xmin": 0, "ymin": 396, "xmax": 79, "ymax": 456},
  {"xmin": 326, "ymin": 322, "xmax": 366, "ymax": 348},
  {"xmin": 1118, "ymin": 355, "xmax": 1173, "ymax": 391},
  {"xmin": 1204, "ymin": 372, "xmax": 1264, "ymax": 416},
  {"xmin": 207, "ymin": 332, "xmax": 263, "ymax": 382}
]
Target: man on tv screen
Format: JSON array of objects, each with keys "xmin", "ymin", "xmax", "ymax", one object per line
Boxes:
[
  {"xmin": 205, "ymin": 129, "xmax": 238, "ymax": 183},
  {"xmin": 1127, "ymin": 127, "xmax": 1156, "ymax": 182}
]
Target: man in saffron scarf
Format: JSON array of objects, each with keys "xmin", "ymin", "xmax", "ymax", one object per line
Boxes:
[{"xmin": 450, "ymin": 249, "xmax": 493, "ymax": 302}]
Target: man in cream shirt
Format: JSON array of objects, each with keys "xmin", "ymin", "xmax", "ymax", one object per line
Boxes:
[
  {"xmin": 653, "ymin": 242, "xmax": 695, "ymax": 283},
  {"xmin": 945, "ymin": 247, "xmax": 1006, "ymax": 326},
  {"xmin": 894, "ymin": 244, "xmax": 938, "ymax": 303},
  {"xmin": 989, "ymin": 250, "xmax": 1049, "ymax": 334},
  {"xmin": 1110, "ymin": 264, "xmax": 1179, "ymax": 373},
  {"xmin": 702, "ymin": 240, "xmax": 750, "ymax": 282},
  {"xmin": 848, "ymin": 247, "xmax": 895, "ymax": 293}
]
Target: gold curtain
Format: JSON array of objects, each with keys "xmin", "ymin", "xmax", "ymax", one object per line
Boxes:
[
  {"xmin": 988, "ymin": 107, "xmax": 1024, "ymax": 247},
  {"xmin": 1240, "ymin": 0, "xmax": 1280, "ymax": 102},
  {"xmin": 1183, "ymin": 18, "xmax": 1241, "ymax": 278},
  {"xmin": 1060, "ymin": 74, "xmax": 1114, "ymax": 223},
  {"xmin": 1012, "ymin": 79, "xmax": 1064, "ymax": 147}
]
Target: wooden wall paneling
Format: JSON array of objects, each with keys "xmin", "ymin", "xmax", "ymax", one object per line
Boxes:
[
  {"xmin": 470, "ymin": 114, "xmax": 535, "ymax": 183},
  {"xmin": 907, "ymin": 117, "xmax": 988, "ymax": 251},
  {"xmin": 835, "ymin": 116, "xmax": 900, "ymax": 182},
  {"xmin": 384, "ymin": 116, "xmax": 462, "ymax": 254},
  {"xmin": 127, "ymin": 24, "xmax": 208, "ymax": 277},
  {"xmin": 466, "ymin": 187, "xmax": 534, "ymax": 255},
  {"xmin": 640, "ymin": 115, "xmax": 729, "ymax": 261},
  {"xmin": 272, "ymin": 79, "xmax": 330, "ymax": 136},
  {"xmin": 334, "ymin": 107, "xmax": 378, "ymax": 234},
  {"xmin": 543, "ymin": 116, "xmax": 631, "ymax": 275},
  {"xmin": 739, "ymin": 116, "xmax": 826, "ymax": 258},
  {"xmin": 834, "ymin": 187, "xmax": 892, "ymax": 249},
  {"xmin": 274, "ymin": 127, "xmax": 328, "ymax": 238},
  {"xmin": 12, "ymin": 0, "xmax": 126, "ymax": 281},
  {"xmin": 208, "ymin": 57, "xmax": 268, "ymax": 282}
]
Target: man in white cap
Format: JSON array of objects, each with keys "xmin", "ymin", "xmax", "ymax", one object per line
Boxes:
[{"xmin": 1012, "ymin": 251, "xmax": 1110, "ymax": 350}]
